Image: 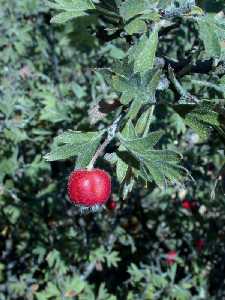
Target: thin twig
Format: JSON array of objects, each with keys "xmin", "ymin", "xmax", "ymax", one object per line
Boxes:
[
  {"xmin": 88, "ymin": 115, "xmax": 122, "ymax": 169},
  {"xmin": 81, "ymin": 262, "xmax": 96, "ymax": 280}
]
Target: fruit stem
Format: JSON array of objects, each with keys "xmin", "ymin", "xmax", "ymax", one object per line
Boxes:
[{"xmin": 87, "ymin": 115, "xmax": 122, "ymax": 170}]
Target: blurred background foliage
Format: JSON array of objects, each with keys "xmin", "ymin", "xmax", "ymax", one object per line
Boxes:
[{"xmin": 1, "ymin": 0, "xmax": 225, "ymax": 299}]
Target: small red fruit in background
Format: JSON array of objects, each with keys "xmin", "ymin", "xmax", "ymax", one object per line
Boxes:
[
  {"xmin": 182, "ymin": 199, "xmax": 192, "ymax": 210},
  {"xmin": 182, "ymin": 199, "xmax": 198, "ymax": 211},
  {"xmin": 106, "ymin": 198, "xmax": 117, "ymax": 210},
  {"xmin": 67, "ymin": 169, "xmax": 111, "ymax": 207},
  {"xmin": 166, "ymin": 251, "xmax": 177, "ymax": 265},
  {"xmin": 195, "ymin": 239, "xmax": 205, "ymax": 251}
]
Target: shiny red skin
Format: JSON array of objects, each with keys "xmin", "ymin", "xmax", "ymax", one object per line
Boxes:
[
  {"xmin": 182, "ymin": 199, "xmax": 192, "ymax": 210},
  {"xmin": 166, "ymin": 251, "xmax": 177, "ymax": 265},
  {"xmin": 107, "ymin": 199, "xmax": 117, "ymax": 210},
  {"xmin": 68, "ymin": 169, "xmax": 111, "ymax": 207}
]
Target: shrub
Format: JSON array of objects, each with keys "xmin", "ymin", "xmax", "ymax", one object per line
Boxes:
[{"xmin": 1, "ymin": 0, "xmax": 225, "ymax": 299}]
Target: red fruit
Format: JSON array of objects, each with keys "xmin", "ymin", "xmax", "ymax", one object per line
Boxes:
[
  {"xmin": 107, "ymin": 198, "xmax": 117, "ymax": 210},
  {"xmin": 182, "ymin": 199, "xmax": 192, "ymax": 210},
  {"xmin": 67, "ymin": 169, "xmax": 111, "ymax": 207},
  {"xmin": 195, "ymin": 239, "xmax": 205, "ymax": 251},
  {"xmin": 166, "ymin": 251, "xmax": 177, "ymax": 265}
]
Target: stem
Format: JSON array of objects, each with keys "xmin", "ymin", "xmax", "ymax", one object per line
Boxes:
[
  {"xmin": 87, "ymin": 115, "xmax": 122, "ymax": 170},
  {"xmin": 88, "ymin": 138, "xmax": 110, "ymax": 170},
  {"xmin": 81, "ymin": 262, "xmax": 96, "ymax": 280}
]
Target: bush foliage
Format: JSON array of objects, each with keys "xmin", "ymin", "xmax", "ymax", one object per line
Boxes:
[{"xmin": 1, "ymin": 0, "xmax": 225, "ymax": 299}]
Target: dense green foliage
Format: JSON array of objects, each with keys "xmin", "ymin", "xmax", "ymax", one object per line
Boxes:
[{"xmin": 1, "ymin": 0, "xmax": 225, "ymax": 299}]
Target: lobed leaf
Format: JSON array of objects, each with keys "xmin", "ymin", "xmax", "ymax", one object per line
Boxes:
[
  {"xmin": 198, "ymin": 17, "xmax": 221, "ymax": 58},
  {"xmin": 44, "ymin": 131, "xmax": 103, "ymax": 163},
  {"xmin": 119, "ymin": 130, "xmax": 164, "ymax": 153},
  {"xmin": 134, "ymin": 29, "xmax": 158, "ymax": 74},
  {"xmin": 50, "ymin": 10, "xmax": 87, "ymax": 23}
]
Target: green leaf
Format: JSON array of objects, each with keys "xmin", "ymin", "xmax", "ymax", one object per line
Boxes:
[
  {"xmin": 148, "ymin": 69, "xmax": 161, "ymax": 102},
  {"xmin": 55, "ymin": 131, "xmax": 99, "ymax": 145},
  {"xmin": 135, "ymin": 106, "xmax": 154, "ymax": 136},
  {"xmin": 44, "ymin": 131, "xmax": 103, "ymax": 162},
  {"xmin": 122, "ymin": 119, "xmax": 137, "ymax": 139},
  {"xmin": 0, "ymin": 149, "xmax": 19, "ymax": 181},
  {"xmin": 64, "ymin": 277, "xmax": 85, "ymax": 295},
  {"xmin": 97, "ymin": 283, "xmax": 117, "ymax": 300},
  {"xmin": 105, "ymin": 251, "xmax": 121, "ymax": 268},
  {"xmin": 120, "ymin": 0, "xmax": 147, "ymax": 20},
  {"xmin": 50, "ymin": 10, "xmax": 86, "ymax": 23},
  {"xmin": 125, "ymin": 19, "xmax": 147, "ymax": 35},
  {"xmin": 0, "ymin": 98, "xmax": 17, "ymax": 118},
  {"xmin": 36, "ymin": 283, "xmax": 60, "ymax": 300},
  {"xmin": 116, "ymin": 156, "xmax": 129, "ymax": 183},
  {"xmin": 118, "ymin": 125, "xmax": 186, "ymax": 187},
  {"xmin": 143, "ymin": 159, "xmax": 185, "ymax": 188},
  {"xmin": 39, "ymin": 91, "xmax": 70, "ymax": 123},
  {"xmin": 134, "ymin": 29, "xmax": 158, "ymax": 74},
  {"xmin": 47, "ymin": 0, "xmax": 95, "ymax": 11},
  {"xmin": 198, "ymin": 18, "xmax": 221, "ymax": 58},
  {"xmin": 44, "ymin": 144, "xmax": 84, "ymax": 161},
  {"xmin": 106, "ymin": 61, "xmax": 160, "ymax": 105},
  {"xmin": 119, "ymin": 130, "xmax": 164, "ymax": 153},
  {"xmin": 119, "ymin": 0, "xmax": 156, "ymax": 21},
  {"xmin": 141, "ymin": 149, "xmax": 182, "ymax": 163},
  {"xmin": 48, "ymin": 0, "xmax": 95, "ymax": 23},
  {"xmin": 128, "ymin": 34, "xmax": 148, "ymax": 63},
  {"xmin": 128, "ymin": 263, "xmax": 146, "ymax": 284},
  {"xmin": 3, "ymin": 205, "xmax": 21, "ymax": 224},
  {"xmin": 174, "ymin": 102, "xmax": 220, "ymax": 139},
  {"xmin": 45, "ymin": 283, "xmax": 60, "ymax": 298},
  {"xmin": 126, "ymin": 97, "xmax": 143, "ymax": 120},
  {"xmin": 46, "ymin": 249, "xmax": 68, "ymax": 274},
  {"xmin": 4, "ymin": 128, "xmax": 28, "ymax": 143},
  {"xmin": 141, "ymin": 11, "xmax": 160, "ymax": 22},
  {"xmin": 75, "ymin": 135, "xmax": 102, "ymax": 168}
]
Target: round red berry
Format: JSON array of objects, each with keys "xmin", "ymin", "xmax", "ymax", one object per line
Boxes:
[
  {"xmin": 182, "ymin": 199, "xmax": 192, "ymax": 210},
  {"xmin": 107, "ymin": 198, "xmax": 117, "ymax": 210},
  {"xmin": 67, "ymin": 169, "xmax": 111, "ymax": 207},
  {"xmin": 166, "ymin": 251, "xmax": 177, "ymax": 265}
]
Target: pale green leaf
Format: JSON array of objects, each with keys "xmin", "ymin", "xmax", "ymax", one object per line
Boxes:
[
  {"xmin": 47, "ymin": 0, "xmax": 95, "ymax": 11},
  {"xmin": 198, "ymin": 18, "xmax": 221, "ymax": 58},
  {"xmin": 125, "ymin": 19, "xmax": 147, "ymax": 35},
  {"xmin": 119, "ymin": 0, "xmax": 156, "ymax": 20},
  {"xmin": 75, "ymin": 136, "xmax": 102, "ymax": 168},
  {"xmin": 134, "ymin": 29, "xmax": 158, "ymax": 74},
  {"xmin": 44, "ymin": 144, "xmax": 84, "ymax": 161},
  {"xmin": 119, "ymin": 130, "xmax": 164, "ymax": 153},
  {"xmin": 55, "ymin": 131, "xmax": 100, "ymax": 145},
  {"xmin": 44, "ymin": 131, "xmax": 103, "ymax": 162},
  {"xmin": 50, "ymin": 10, "xmax": 86, "ymax": 23},
  {"xmin": 116, "ymin": 156, "xmax": 129, "ymax": 183}
]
